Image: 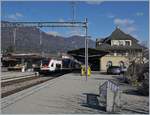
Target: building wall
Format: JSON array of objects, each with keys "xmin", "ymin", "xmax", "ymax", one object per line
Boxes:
[{"xmin": 100, "ymin": 55, "xmax": 129, "ymax": 71}]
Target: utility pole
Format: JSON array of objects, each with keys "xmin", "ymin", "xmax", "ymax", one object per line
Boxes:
[
  {"xmin": 39, "ymin": 28, "xmax": 42, "ymax": 48},
  {"xmin": 71, "ymin": 1, "xmax": 76, "ymax": 22},
  {"xmin": 71, "ymin": 1, "xmax": 77, "ymax": 35},
  {"xmin": 85, "ymin": 18, "xmax": 88, "ymax": 80}
]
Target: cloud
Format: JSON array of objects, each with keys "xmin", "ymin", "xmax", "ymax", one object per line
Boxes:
[
  {"xmin": 114, "ymin": 18, "xmax": 134, "ymax": 26},
  {"xmin": 113, "ymin": 18, "xmax": 138, "ymax": 37},
  {"xmin": 107, "ymin": 13, "xmax": 115, "ymax": 19},
  {"xmin": 125, "ymin": 26, "xmax": 137, "ymax": 34},
  {"xmin": 7, "ymin": 14, "xmax": 17, "ymax": 20},
  {"xmin": 136, "ymin": 12, "xmax": 144, "ymax": 16},
  {"xmin": 85, "ymin": 1, "xmax": 103, "ymax": 5},
  {"xmin": 46, "ymin": 31, "xmax": 60, "ymax": 36},
  {"xmin": 7, "ymin": 12, "xmax": 23, "ymax": 20},
  {"xmin": 66, "ymin": 28, "xmax": 85, "ymax": 36},
  {"xmin": 15, "ymin": 12, "xmax": 23, "ymax": 17}
]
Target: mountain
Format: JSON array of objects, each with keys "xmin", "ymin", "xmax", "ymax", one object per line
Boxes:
[{"xmin": 1, "ymin": 21, "xmax": 95, "ymax": 54}]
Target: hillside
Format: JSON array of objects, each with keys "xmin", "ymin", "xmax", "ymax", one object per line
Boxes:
[{"xmin": 1, "ymin": 22, "xmax": 95, "ymax": 54}]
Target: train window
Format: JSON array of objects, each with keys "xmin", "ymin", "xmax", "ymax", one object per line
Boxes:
[
  {"xmin": 56, "ymin": 64, "xmax": 61, "ymax": 69},
  {"xmin": 51, "ymin": 63, "xmax": 54, "ymax": 67},
  {"xmin": 42, "ymin": 60, "xmax": 49, "ymax": 65}
]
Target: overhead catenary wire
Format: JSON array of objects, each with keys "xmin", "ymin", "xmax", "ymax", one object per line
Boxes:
[{"xmin": 3, "ymin": 19, "xmax": 88, "ymax": 80}]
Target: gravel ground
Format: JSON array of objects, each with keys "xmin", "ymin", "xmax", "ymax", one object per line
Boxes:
[
  {"xmin": 2, "ymin": 77, "xmax": 51, "ymax": 94},
  {"xmin": 121, "ymin": 94, "xmax": 149, "ymax": 114},
  {"xmin": 112, "ymin": 75, "xmax": 149, "ymax": 114},
  {"xmin": 1, "ymin": 71, "xmax": 35, "ymax": 80}
]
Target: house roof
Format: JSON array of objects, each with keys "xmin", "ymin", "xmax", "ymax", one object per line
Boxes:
[
  {"xmin": 67, "ymin": 48, "xmax": 109, "ymax": 62},
  {"xmin": 101, "ymin": 27, "xmax": 139, "ymax": 43},
  {"xmin": 96, "ymin": 27, "xmax": 143, "ymax": 51},
  {"xmin": 68, "ymin": 48, "xmax": 109, "ymax": 57},
  {"xmin": 4, "ymin": 53, "xmax": 43, "ymax": 59}
]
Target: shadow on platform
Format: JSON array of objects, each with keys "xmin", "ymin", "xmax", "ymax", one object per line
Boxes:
[{"xmin": 80, "ymin": 93, "xmax": 106, "ymax": 112}]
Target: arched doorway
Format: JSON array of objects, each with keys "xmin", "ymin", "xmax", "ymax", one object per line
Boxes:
[{"xmin": 106, "ymin": 61, "xmax": 112, "ymax": 68}]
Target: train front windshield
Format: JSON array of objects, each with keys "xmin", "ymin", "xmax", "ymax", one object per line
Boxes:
[{"xmin": 42, "ymin": 60, "xmax": 49, "ymax": 66}]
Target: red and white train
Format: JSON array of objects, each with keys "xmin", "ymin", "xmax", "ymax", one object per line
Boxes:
[{"xmin": 39, "ymin": 58, "xmax": 81, "ymax": 74}]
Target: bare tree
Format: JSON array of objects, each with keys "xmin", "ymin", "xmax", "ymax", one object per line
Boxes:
[{"xmin": 124, "ymin": 49, "xmax": 144, "ymax": 83}]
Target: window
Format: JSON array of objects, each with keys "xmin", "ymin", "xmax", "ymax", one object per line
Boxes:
[
  {"xmin": 119, "ymin": 41, "xmax": 124, "ymax": 46},
  {"xmin": 98, "ymin": 42, "xmax": 101, "ymax": 45},
  {"xmin": 113, "ymin": 41, "xmax": 119, "ymax": 46},
  {"xmin": 125, "ymin": 52, "xmax": 128, "ymax": 56},
  {"xmin": 42, "ymin": 60, "xmax": 49, "ymax": 65},
  {"xmin": 137, "ymin": 52, "xmax": 142, "ymax": 57},
  {"xmin": 56, "ymin": 64, "xmax": 61, "ymax": 69},
  {"xmin": 114, "ymin": 51, "xmax": 117, "ymax": 56},
  {"xmin": 125, "ymin": 41, "xmax": 130, "ymax": 46},
  {"xmin": 51, "ymin": 63, "xmax": 54, "ymax": 67}
]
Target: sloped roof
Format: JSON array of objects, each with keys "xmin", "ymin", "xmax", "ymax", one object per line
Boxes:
[
  {"xmin": 6, "ymin": 53, "xmax": 43, "ymax": 59},
  {"xmin": 103, "ymin": 27, "xmax": 139, "ymax": 43},
  {"xmin": 67, "ymin": 48, "xmax": 109, "ymax": 62},
  {"xmin": 96, "ymin": 27, "xmax": 143, "ymax": 51},
  {"xmin": 68, "ymin": 48, "xmax": 109, "ymax": 57}
]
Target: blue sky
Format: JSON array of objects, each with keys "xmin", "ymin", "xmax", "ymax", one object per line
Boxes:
[{"xmin": 1, "ymin": 1, "xmax": 149, "ymax": 43}]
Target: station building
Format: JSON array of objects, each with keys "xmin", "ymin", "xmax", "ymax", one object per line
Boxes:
[{"xmin": 96, "ymin": 27, "xmax": 144, "ymax": 71}]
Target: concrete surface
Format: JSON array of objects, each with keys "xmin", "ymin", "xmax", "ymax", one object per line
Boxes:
[
  {"xmin": 1, "ymin": 72, "xmax": 115, "ymax": 114},
  {"xmin": 1, "ymin": 72, "xmax": 149, "ymax": 114}
]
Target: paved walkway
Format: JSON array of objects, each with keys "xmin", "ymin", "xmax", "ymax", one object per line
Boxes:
[
  {"xmin": 1, "ymin": 72, "xmax": 149, "ymax": 114},
  {"xmin": 1, "ymin": 72, "xmax": 114, "ymax": 114}
]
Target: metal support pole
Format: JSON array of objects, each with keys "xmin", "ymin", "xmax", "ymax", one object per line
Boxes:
[
  {"xmin": 39, "ymin": 29, "xmax": 42, "ymax": 46},
  {"xmin": 39, "ymin": 28, "xmax": 44, "ymax": 57},
  {"xmin": 13, "ymin": 28, "xmax": 16, "ymax": 52},
  {"xmin": 85, "ymin": 18, "xmax": 88, "ymax": 80}
]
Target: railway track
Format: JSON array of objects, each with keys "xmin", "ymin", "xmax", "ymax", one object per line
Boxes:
[
  {"xmin": 1, "ymin": 71, "xmax": 70, "ymax": 98},
  {"xmin": 1, "ymin": 73, "xmax": 36, "ymax": 82}
]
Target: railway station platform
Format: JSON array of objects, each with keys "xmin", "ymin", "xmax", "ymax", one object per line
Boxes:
[
  {"xmin": 1, "ymin": 72, "xmax": 115, "ymax": 114},
  {"xmin": 1, "ymin": 72, "xmax": 149, "ymax": 114}
]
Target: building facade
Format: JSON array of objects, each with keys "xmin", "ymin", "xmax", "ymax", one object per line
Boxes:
[{"xmin": 96, "ymin": 27, "xmax": 143, "ymax": 71}]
